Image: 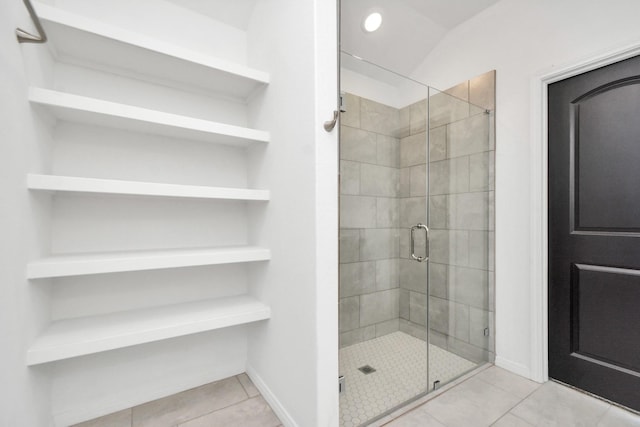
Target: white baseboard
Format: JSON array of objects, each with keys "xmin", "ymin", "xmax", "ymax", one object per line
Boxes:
[
  {"xmin": 246, "ymin": 365, "xmax": 297, "ymax": 427},
  {"xmin": 495, "ymin": 356, "xmax": 535, "ymax": 382}
]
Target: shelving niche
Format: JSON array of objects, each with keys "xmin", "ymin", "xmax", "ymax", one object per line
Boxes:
[
  {"xmin": 29, "ymin": 88, "xmax": 270, "ymax": 146},
  {"xmin": 28, "ymin": 246, "xmax": 271, "ymax": 279},
  {"xmin": 34, "ymin": 2, "xmax": 269, "ymax": 98},
  {"xmin": 27, "ymin": 296, "xmax": 271, "ymax": 366},
  {"xmin": 28, "ymin": 174, "xmax": 270, "ymax": 201},
  {"xmin": 27, "ymin": 3, "xmax": 272, "ymax": 369}
]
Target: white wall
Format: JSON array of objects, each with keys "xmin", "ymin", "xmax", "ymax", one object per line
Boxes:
[
  {"xmin": 410, "ymin": 0, "xmax": 640, "ymax": 380},
  {"xmin": 44, "ymin": 5, "xmax": 257, "ymax": 423},
  {"xmin": 48, "ymin": 0, "xmax": 248, "ymax": 65},
  {"xmin": 1, "ymin": 2, "xmax": 55, "ymax": 426},
  {"xmin": 3, "ymin": 1, "xmax": 281, "ymax": 425},
  {"xmin": 3, "ymin": 1, "xmax": 338, "ymax": 425},
  {"xmin": 340, "ymin": 55, "xmax": 430, "ymax": 110},
  {"xmin": 313, "ymin": 0, "xmax": 340, "ymax": 423},
  {"xmin": 51, "ymin": 328, "xmax": 249, "ymax": 425},
  {"xmin": 245, "ymin": 0, "xmax": 338, "ymax": 426},
  {"xmin": 341, "ymin": 67, "xmax": 403, "ymax": 108}
]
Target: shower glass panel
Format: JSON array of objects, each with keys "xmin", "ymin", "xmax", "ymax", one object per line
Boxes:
[
  {"xmin": 339, "ymin": 52, "xmax": 493, "ymax": 427},
  {"xmin": 426, "ymin": 87, "xmax": 493, "ymax": 384}
]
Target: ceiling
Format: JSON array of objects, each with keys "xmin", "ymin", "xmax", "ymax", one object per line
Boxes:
[
  {"xmin": 167, "ymin": 0, "xmax": 501, "ymax": 77},
  {"xmin": 341, "ymin": 0, "xmax": 501, "ymax": 76}
]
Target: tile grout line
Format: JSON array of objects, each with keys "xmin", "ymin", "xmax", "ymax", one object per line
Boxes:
[
  {"xmin": 174, "ymin": 396, "xmax": 269, "ymax": 427},
  {"xmin": 236, "ymin": 374, "xmax": 253, "ymax": 398},
  {"xmin": 406, "ymin": 372, "xmax": 491, "ymax": 427},
  {"xmin": 484, "ymin": 381, "xmax": 541, "ymax": 427},
  {"xmin": 139, "ymin": 375, "xmax": 251, "ymax": 427},
  {"xmin": 510, "ymin": 412, "xmax": 535, "ymax": 426},
  {"xmin": 426, "ymin": 380, "xmax": 524, "ymax": 427},
  {"xmin": 380, "ymin": 363, "xmax": 493, "ymax": 426},
  {"xmin": 487, "ymin": 398, "xmax": 533, "ymax": 427},
  {"xmin": 473, "ymin": 373, "xmax": 542, "ymax": 401}
]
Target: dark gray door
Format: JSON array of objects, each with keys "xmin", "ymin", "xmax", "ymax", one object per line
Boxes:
[{"xmin": 548, "ymin": 54, "xmax": 640, "ymax": 411}]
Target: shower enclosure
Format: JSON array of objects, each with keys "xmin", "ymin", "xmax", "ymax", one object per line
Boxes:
[{"xmin": 339, "ymin": 53, "xmax": 495, "ymax": 426}]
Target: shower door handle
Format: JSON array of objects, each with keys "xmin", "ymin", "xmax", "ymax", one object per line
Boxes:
[{"xmin": 410, "ymin": 223, "xmax": 429, "ymax": 262}]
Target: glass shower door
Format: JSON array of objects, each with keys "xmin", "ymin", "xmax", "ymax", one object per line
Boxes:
[
  {"xmin": 339, "ymin": 53, "xmax": 430, "ymax": 426},
  {"xmin": 338, "ymin": 53, "xmax": 494, "ymax": 427},
  {"xmin": 426, "ymin": 87, "xmax": 494, "ymax": 388}
]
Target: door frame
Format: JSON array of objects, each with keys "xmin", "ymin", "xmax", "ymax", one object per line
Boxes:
[{"xmin": 530, "ymin": 40, "xmax": 640, "ymax": 383}]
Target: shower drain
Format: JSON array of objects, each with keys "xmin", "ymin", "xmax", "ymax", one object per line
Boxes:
[{"xmin": 358, "ymin": 365, "xmax": 377, "ymax": 375}]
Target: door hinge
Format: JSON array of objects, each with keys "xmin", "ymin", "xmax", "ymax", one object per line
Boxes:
[
  {"xmin": 339, "ymin": 375, "xmax": 345, "ymax": 394},
  {"xmin": 340, "ymin": 92, "xmax": 346, "ymax": 113}
]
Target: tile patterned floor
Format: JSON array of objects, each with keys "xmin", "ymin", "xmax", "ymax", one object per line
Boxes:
[
  {"xmin": 339, "ymin": 332, "xmax": 477, "ymax": 427},
  {"xmin": 383, "ymin": 366, "xmax": 640, "ymax": 427},
  {"xmin": 72, "ymin": 373, "xmax": 282, "ymax": 427},
  {"xmin": 72, "ymin": 360, "xmax": 640, "ymax": 427}
]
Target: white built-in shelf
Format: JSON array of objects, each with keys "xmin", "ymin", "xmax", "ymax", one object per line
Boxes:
[
  {"xmin": 28, "ymin": 174, "xmax": 270, "ymax": 201},
  {"xmin": 29, "ymin": 88, "xmax": 270, "ymax": 146},
  {"xmin": 27, "ymin": 295, "xmax": 270, "ymax": 365},
  {"xmin": 34, "ymin": 2, "xmax": 270, "ymax": 98},
  {"xmin": 27, "ymin": 246, "xmax": 271, "ymax": 279}
]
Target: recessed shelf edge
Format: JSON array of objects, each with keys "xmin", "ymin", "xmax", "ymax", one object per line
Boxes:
[
  {"xmin": 27, "ymin": 246, "xmax": 271, "ymax": 279},
  {"xmin": 34, "ymin": 2, "xmax": 270, "ymax": 94},
  {"xmin": 27, "ymin": 295, "xmax": 271, "ymax": 365},
  {"xmin": 28, "ymin": 88, "xmax": 270, "ymax": 145},
  {"xmin": 27, "ymin": 174, "xmax": 270, "ymax": 201}
]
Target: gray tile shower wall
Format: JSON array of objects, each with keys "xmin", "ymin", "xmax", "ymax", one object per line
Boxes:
[
  {"xmin": 339, "ymin": 93, "xmax": 403, "ymax": 347},
  {"xmin": 339, "ymin": 71, "xmax": 495, "ymax": 357},
  {"xmin": 398, "ymin": 98, "xmax": 429, "ymax": 342}
]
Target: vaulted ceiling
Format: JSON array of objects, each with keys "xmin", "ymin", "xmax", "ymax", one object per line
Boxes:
[
  {"xmin": 341, "ymin": 0, "xmax": 501, "ymax": 76},
  {"xmin": 167, "ymin": 0, "xmax": 501, "ymax": 77}
]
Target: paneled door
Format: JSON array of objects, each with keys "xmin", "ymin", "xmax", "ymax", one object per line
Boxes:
[{"xmin": 548, "ymin": 54, "xmax": 640, "ymax": 411}]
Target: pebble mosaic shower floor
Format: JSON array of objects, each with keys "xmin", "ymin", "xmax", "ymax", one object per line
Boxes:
[{"xmin": 339, "ymin": 331, "xmax": 477, "ymax": 427}]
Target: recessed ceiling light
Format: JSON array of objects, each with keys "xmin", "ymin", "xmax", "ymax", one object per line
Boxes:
[{"xmin": 363, "ymin": 12, "xmax": 382, "ymax": 33}]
